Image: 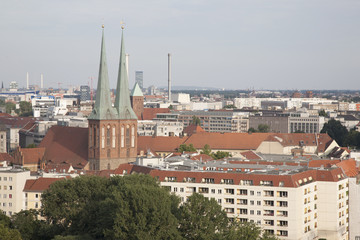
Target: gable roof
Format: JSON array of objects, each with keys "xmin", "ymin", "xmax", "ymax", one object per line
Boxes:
[
  {"xmin": 23, "ymin": 177, "xmax": 64, "ymax": 192},
  {"xmin": 20, "ymin": 147, "xmax": 46, "ymax": 164},
  {"xmin": 183, "ymin": 124, "xmax": 205, "ymax": 136},
  {"xmin": 0, "ymin": 153, "xmax": 14, "ymax": 163},
  {"xmin": 39, "ymin": 126, "xmax": 88, "ymax": 169}
]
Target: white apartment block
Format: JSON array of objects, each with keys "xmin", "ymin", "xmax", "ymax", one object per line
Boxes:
[
  {"xmin": 117, "ymin": 163, "xmax": 350, "ymax": 240},
  {"xmin": 0, "ymin": 166, "xmax": 34, "ymax": 216}
]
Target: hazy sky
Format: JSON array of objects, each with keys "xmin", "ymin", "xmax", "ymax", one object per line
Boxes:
[{"xmin": 1, "ymin": 0, "xmax": 360, "ymax": 90}]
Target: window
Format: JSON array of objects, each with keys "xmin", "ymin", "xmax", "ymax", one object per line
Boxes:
[
  {"xmin": 35, "ymin": 203, "xmax": 38, "ymax": 208},
  {"xmin": 250, "ymin": 200, "xmax": 254, "ymax": 205},
  {"xmin": 257, "ymin": 210, "xmax": 261, "ymax": 215},
  {"xmin": 250, "ymin": 191, "xmax": 254, "ymax": 195},
  {"xmin": 101, "ymin": 127, "xmax": 105, "ymax": 148},
  {"xmin": 131, "ymin": 126, "xmax": 135, "ymax": 147},
  {"xmin": 9, "ymin": 177, "xmax": 12, "ymax": 181},
  {"xmin": 9, "ymin": 186, "xmax": 12, "ymax": 190},
  {"xmin": 8, "ymin": 203, "xmax": 12, "ymax": 207},
  {"xmin": 173, "ymin": 187, "xmax": 178, "ymax": 192},
  {"xmin": 250, "ymin": 210, "xmax": 254, "ymax": 215},
  {"xmin": 211, "ymin": 189, "xmax": 215, "ymax": 194},
  {"xmin": 180, "ymin": 188, "xmax": 184, "ymax": 192},
  {"xmin": 9, "ymin": 194, "xmax": 12, "ymax": 199},
  {"xmin": 126, "ymin": 125, "xmax": 130, "ymax": 147},
  {"xmin": 257, "ymin": 201, "xmax": 261, "ymax": 206},
  {"xmin": 35, "ymin": 194, "xmax": 39, "ymax": 199},
  {"xmin": 106, "ymin": 126, "xmax": 111, "ymax": 147},
  {"xmin": 121, "ymin": 126, "xmax": 124, "ymax": 147},
  {"xmin": 257, "ymin": 191, "xmax": 261, "ymax": 196},
  {"xmin": 112, "ymin": 127, "xmax": 116, "ymax": 148}
]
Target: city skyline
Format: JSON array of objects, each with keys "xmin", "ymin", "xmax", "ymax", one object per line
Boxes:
[{"xmin": 1, "ymin": 0, "xmax": 359, "ymax": 90}]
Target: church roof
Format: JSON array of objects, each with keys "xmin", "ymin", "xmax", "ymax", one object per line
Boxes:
[
  {"xmin": 131, "ymin": 82, "xmax": 143, "ymax": 97},
  {"xmin": 39, "ymin": 126, "xmax": 88, "ymax": 169},
  {"xmin": 114, "ymin": 29, "xmax": 137, "ymax": 120},
  {"xmin": 88, "ymin": 27, "xmax": 118, "ymax": 120}
]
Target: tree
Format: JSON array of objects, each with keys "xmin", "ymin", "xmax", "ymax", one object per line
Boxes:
[
  {"xmin": 5, "ymin": 102, "xmax": 15, "ymax": 114},
  {"xmin": 211, "ymin": 151, "xmax": 231, "ymax": 160},
  {"xmin": 257, "ymin": 124, "xmax": 270, "ymax": 133},
  {"xmin": 19, "ymin": 101, "xmax": 33, "ymax": 116},
  {"xmin": 11, "ymin": 210, "xmax": 41, "ymax": 240},
  {"xmin": 248, "ymin": 127, "xmax": 257, "ymax": 133},
  {"xmin": 0, "ymin": 212, "xmax": 21, "ymax": 240},
  {"xmin": 192, "ymin": 115, "xmax": 201, "ymax": 126},
  {"xmin": 223, "ymin": 104, "xmax": 237, "ymax": 109},
  {"xmin": 178, "ymin": 193, "xmax": 228, "ymax": 240},
  {"xmin": 318, "ymin": 109, "xmax": 327, "ymax": 117},
  {"xmin": 41, "ymin": 174, "xmax": 182, "ymax": 240},
  {"xmin": 344, "ymin": 129, "xmax": 360, "ymax": 149},
  {"xmin": 200, "ymin": 144, "xmax": 212, "ymax": 155},
  {"xmin": 224, "ymin": 221, "xmax": 278, "ymax": 240},
  {"xmin": 0, "ymin": 224, "xmax": 22, "ymax": 240},
  {"xmin": 321, "ymin": 119, "xmax": 348, "ymax": 146},
  {"xmin": 178, "ymin": 143, "xmax": 197, "ymax": 153}
]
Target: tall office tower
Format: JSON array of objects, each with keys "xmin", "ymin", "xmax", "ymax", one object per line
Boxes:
[
  {"xmin": 135, "ymin": 71, "xmax": 143, "ymax": 89},
  {"xmin": 80, "ymin": 85, "xmax": 91, "ymax": 101}
]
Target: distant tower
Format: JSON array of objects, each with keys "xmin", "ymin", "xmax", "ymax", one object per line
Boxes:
[
  {"xmin": 168, "ymin": 53, "xmax": 172, "ymax": 102},
  {"xmin": 131, "ymin": 82, "xmax": 144, "ymax": 120},
  {"xmin": 88, "ymin": 24, "xmax": 138, "ymax": 171},
  {"xmin": 135, "ymin": 71, "xmax": 143, "ymax": 89},
  {"xmin": 80, "ymin": 85, "xmax": 91, "ymax": 101},
  {"xmin": 26, "ymin": 72, "xmax": 29, "ymax": 89},
  {"xmin": 40, "ymin": 74, "xmax": 44, "ymax": 89}
]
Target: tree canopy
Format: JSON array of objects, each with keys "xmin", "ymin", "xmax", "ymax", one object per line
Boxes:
[
  {"xmin": 321, "ymin": 119, "xmax": 348, "ymax": 146},
  {"xmin": 178, "ymin": 143, "xmax": 197, "ymax": 152}
]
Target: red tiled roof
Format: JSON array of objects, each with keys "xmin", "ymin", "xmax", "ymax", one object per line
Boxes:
[
  {"xmin": 183, "ymin": 124, "xmax": 205, "ymax": 136},
  {"xmin": 20, "ymin": 148, "xmax": 46, "ymax": 164},
  {"xmin": 23, "ymin": 177, "xmax": 64, "ymax": 192},
  {"xmin": 44, "ymin": 162, "xmax": 72, "ymax": 173},
  {"xmin": 39, "ymin": 126, "xmax": 88, "ymax": 169},
  {"xmin": 240, "ymin": 151, "xmax": 262, "ymax": 160},
  {"xmin": 138, "ymin": 136, "xmax": 189, "ymax": 153},
  {"xmin": 336, "ymin": 159, "xmax": 359, "ymax": 177},
  {"xmin": 142, "ymin": 108, "xmax": 170, "ymax": 120},
  {"xmin": 190, "ymin": 154, "xmax": 214, "ymax": 162},
  {"xmin": 308, "ymin": 159, "xmax": 340, "ymax": 168},
  {"xmin": 115, "ymin": 163, "xmax": 345, "ymax": 188},
  {"xmin": 0, "ymin": 153, "xmax": 14, "ymax": 162},
  {"xmin": 184, "ymin": 132, "xmax": 272, "ymax": 150}
]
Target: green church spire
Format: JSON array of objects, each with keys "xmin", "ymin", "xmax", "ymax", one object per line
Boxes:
[
  {"xmin": 114, "ymin": 27, "xmax": 138, "ymax": 120},
  {"xmin": 88, "ymin": 26, "xmax": 118, "ymax": 120},
  {"xmin": 131, "ymin": 82, "xmax": 143, "ymax": 97}
]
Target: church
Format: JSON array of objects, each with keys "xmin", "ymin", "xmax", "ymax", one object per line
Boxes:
[
  {"xmin": 87, "ymin": 25, "xmax": 139, "ymax": 170},
  {"xmin": 38, "ymin": 25, "xmax": 142, "ymax": 171}
]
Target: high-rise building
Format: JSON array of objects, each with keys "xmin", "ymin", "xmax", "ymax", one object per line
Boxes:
[
  {"xmin": 135, "ymin": 71, "xmax": 143, "ymax": 89},
  {"xmin": 80, "ymin": 85, "xmax": 90, "ymax": 101}
]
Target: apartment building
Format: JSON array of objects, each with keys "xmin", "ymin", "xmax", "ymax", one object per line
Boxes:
[
  {"xmin": 156, "ymin": 111, "xmax": 249, "ymax": 133},
  {"xmin": 0, "ymin": 166, "xmax": 34, "ymax": 216},
  {"xmin": 138, "ymin": 120, "xmax": 183, "ymax": 136},
  {"xmin": 115, "ymin": 161, "xmax": 350, "ymax": 240}
]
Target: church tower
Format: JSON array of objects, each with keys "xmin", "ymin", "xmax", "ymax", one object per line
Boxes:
[
  {"xmin": 130, "ymin": 82, "xmax": 144, "ymax": 120},
  {"xmin": 114, "ymin": 26, "xmax": 138, "ymax": 165},
  {"xmin": 88, "ymin": 25, "xmax": 137, "ymax": 171}
]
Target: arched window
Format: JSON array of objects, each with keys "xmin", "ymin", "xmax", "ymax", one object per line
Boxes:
[
  {"xmin": 121, "ymin": 126, "xmax": 124, "ymax": 148},
  {"xmin": 112, "ymin": 126, "xmax": 116, "ymax": 148},
  {"xmin": 131, "ymin": 125, "xmax": 135, "ymax": 147},
  {"xmin": 106, "ymin": 125, "xmax": 110, "ymax": 147},
  {"xmin": 101, "ymin": 126, "xmax": 105, "ymax": 148},
  {"xmin": 126, "ymin": 125, "xmax": 130, "ymax": 147}
]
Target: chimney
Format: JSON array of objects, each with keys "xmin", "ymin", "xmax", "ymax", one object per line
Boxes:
[
  {"xmin": 168, "ymin": 53, "xmax": 171, "ymax": 102},
  {"xmin": 40, "ymin": 73, "xmax": 44, "ymax": 89},
  {"xmin": 26, "ymin": 72, "xmax": 29, "ymax": 89}
]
